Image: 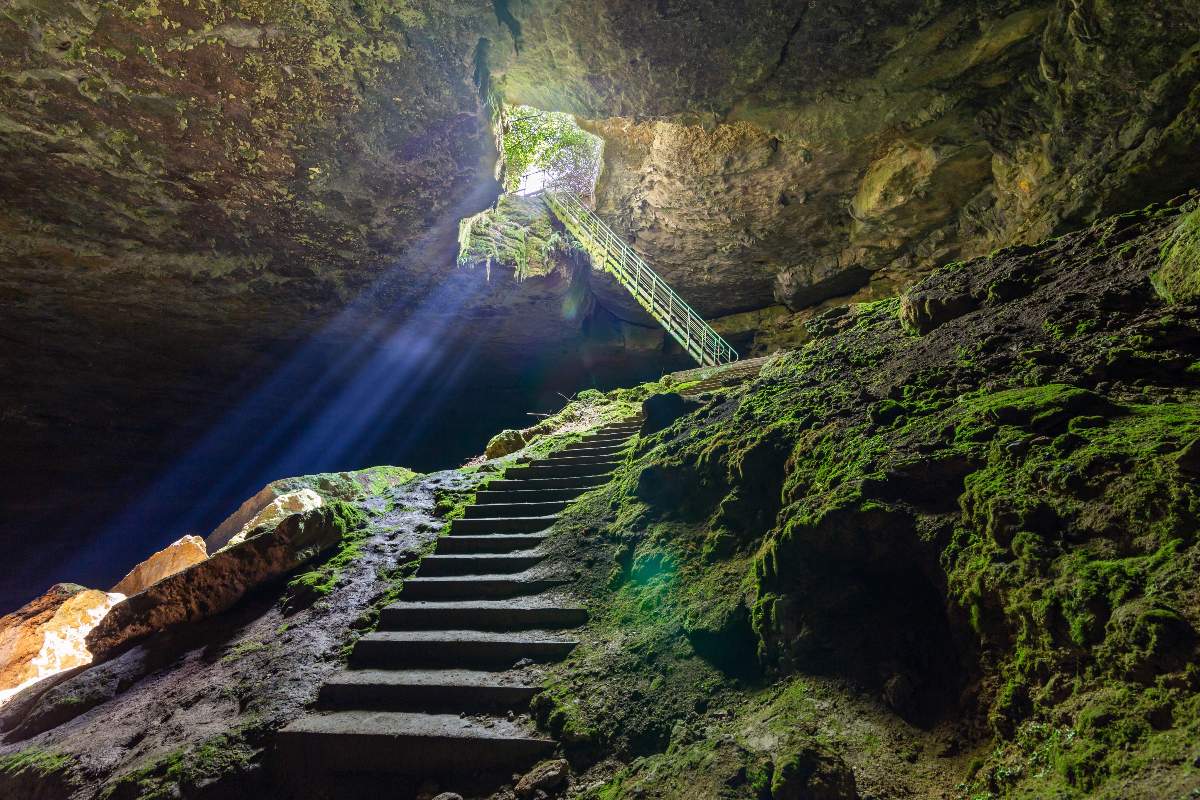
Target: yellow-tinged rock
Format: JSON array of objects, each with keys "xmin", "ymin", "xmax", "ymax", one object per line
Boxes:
[
  {"xmin": 111, "ymin": 535, "xmax": 208, "ymax": 596},
  {"xmin": 222, "ymin": 489, "xmax": 324, "ymax": 551},
  {"xmin": 0, "ymin": 585, "xmax": 124, "ymax": 705}
]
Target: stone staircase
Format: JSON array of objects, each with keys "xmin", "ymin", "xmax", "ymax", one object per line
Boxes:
[
  {"xmin": 275, "ymin": 417, "xmax": 642, "ymax": 791},
  {"xmin": 672, "ymin": 354, "xmax": 772, "ymax": 396}
]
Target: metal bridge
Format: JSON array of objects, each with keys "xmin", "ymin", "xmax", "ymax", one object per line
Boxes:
[{"xmin": 541, "ymin": 190, "xmax": 738, "ymax": 367}]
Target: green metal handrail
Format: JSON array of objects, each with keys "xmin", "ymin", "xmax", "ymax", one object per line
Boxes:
[{"xmin": 543, "ymin": 191, "xmax": 738, "ymax": 367}]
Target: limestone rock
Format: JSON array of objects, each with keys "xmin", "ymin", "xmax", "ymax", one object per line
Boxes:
[
  {"xmin": 218, "ymin": 489, "xmax": 325, "ymax": 552},
  {"xmin": 516, "ymin": 759, "xmax": 569, "ymax": 798},
  {"xmin": 771, "ymin": 744, "xmax": 859, "ymax": 800},
  {"xmin": 642, "ymin": 393, "xmax": 701, "ymax": 435},
  {"xmin": 899, "ymin": 288, "xmax": 978, "ymax": 335},
  {"xmin": 1, "ymin": 585, "xmax": 85, "ymax": 699},
  {"xmin": 486, "ymin": 429, "xmax": 528, "ymax": 459},
  {"xmin": 0, "ymin": 585, "xmax": 123, "ymax": 704},
  {"xmin": 111, "ymin": 535, "xmax": 208, "ymax": 596},
  {"xmin": 86, "ymin": 506, "xmax": 350, "ymax": 662}
]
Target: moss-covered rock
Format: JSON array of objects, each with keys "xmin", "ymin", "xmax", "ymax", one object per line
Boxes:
[{"xmin": 532, "ymin": 198, "xmax": 1200, "ymax": 798}]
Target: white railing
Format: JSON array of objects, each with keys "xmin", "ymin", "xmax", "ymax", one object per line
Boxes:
[{"xmin": 543, "ymin": 191, "xmax": 738, "ymax": 367}]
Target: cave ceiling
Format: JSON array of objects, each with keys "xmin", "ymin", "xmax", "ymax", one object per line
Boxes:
[{"xmin": 2, "ymin": 0, "xmax": 1198, "ymax": 601}]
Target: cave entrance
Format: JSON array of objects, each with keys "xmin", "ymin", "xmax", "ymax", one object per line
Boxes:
[{"xmin": 498, "ymin": 104, "xmax": 602, "ymax": 197}]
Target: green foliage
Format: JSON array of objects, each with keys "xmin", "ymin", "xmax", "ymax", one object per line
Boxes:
[
  {"xmin": 499, "ymin": 104, "xmax": 600, "ymax": 193},
  {"xmin": 457, "ymin": 195, "xmax": 572, "ymax": 274}
]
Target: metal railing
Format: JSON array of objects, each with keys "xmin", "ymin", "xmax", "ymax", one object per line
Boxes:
[{"xmin": 543, "ymin": 190, "xmax": 738, "ymax": 367}]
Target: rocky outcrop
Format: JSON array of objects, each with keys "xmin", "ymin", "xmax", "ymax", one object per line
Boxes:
[
  {"xmin": 485, "ymin": 429, "xmax": 527, "ymax": 459},
  {"xmin": 1, "ymin": 586, "xmax": 88, "ymax": 700},
  {"xmin": 218, "ymin": 490, "xmax": 325, "ymax": 552},
  {"xmin": 111, "ymin": 535, "xmax": 208, "ymax": 597},
  {"xmin": 497, "ymin": 0, "xmax": 1200, "ymax": 334},
  {"xmin": 528, "ymin": 197, "xmax": 1200, "ymax": 798},
  {"xmin": 0, "ymin": 586, "xmax": 122, "ymax": 704},
  {"xmin": 86, "ymin": 505, "xmax": 355, "ymax": 662}
]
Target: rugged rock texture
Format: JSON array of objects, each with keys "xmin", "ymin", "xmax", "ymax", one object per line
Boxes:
[
  {"xmin": 218, "ymin": 490, "xmax": 325, "ymax": 552},
  {"xmin": 8, "ymin": 0, "xmax": 1197, "ymax": 609},
  {"xmin": 86, "ymin": 504, "xmax": 358, "ymax": 662},
  {"xmin": 0, "ymin": 464, "xmax": 469, "ymax": 798},
  {"xmin": 530, "ymin": 197, "xmax": 1200, "ymax": 798},
  {"xmin": 496, "ymin": 0, "xmax": 1200, "ymax": 333},
  {"xmin": 110, "ymin": 535, "xmax": 207, "ymax": 596},
  {"xmin": 0, "ymin": 586, "xmax": 112, "ymax": 701}
]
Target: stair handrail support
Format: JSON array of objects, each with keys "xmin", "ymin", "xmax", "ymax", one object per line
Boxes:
[{"xmin": 544, "ymin": 191, "xmax": 737, "ymax": 367}]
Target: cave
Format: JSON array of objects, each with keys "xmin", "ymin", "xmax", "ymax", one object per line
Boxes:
[{"xmin": 2, "ymin": 1, "xmax": 1200, "ymax": 799}]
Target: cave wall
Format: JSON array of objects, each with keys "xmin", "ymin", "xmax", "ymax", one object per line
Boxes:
[{"xmin": 494, "ymin": 0, "xmax": 1200, "ymax": 330}]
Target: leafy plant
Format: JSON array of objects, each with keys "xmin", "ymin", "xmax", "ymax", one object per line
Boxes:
[{"xmin": 500, "ymin": 104, "xmax": 601, "ymax": 195}]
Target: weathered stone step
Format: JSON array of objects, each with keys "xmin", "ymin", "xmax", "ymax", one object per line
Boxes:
[
  {"xmin": 450, "ymin": 515, "xmax": 557, "ymax": 534},
  {"xmin": 417, "ymin": 553, "xmax": 545, "ymax": 576},
  {"xmin": 464, "ymin": 500, "xmax": 568, "ymax": 518},
  {"xmin": 275, "ymin": 711, "xmax": 555, "ymax": 775},
  {"xmin": 503, "ymin": 461, "xmax": 618, "ymax": 479},
  {"xmin": 539, "ymin": 453, "xmax": 624, "ymax": 467},
  {"xmin": 350, "ymin": 631, "xmax": 577, "ymax": 668},
  {"xmin": 379, "ymin": 600, "xmax": 587, "ymax": 631},
  {"xmin": 317, "ymin": 669, "xmax": 541, "ymax": 713},
  {"xmin": 475, "ymin": 487, "xmax": 588, "ymax": 504},
  {"xmin": 400, "ymin": 576, "xmax": 566, "ymax": 600},
  {"xmin": 580, "ymin": 432, "xmax": 636, "ymax": 443},
  {"xmin": 484, "ymin": 475, "xmax": 609, "ymax": 491},
  {"xmin": 556, "ymin": 438, "xmax": 628, "ymax": 450},
  {"xmin": 434, "ymin": 534, "xmax": 549, "ymax": 554}
]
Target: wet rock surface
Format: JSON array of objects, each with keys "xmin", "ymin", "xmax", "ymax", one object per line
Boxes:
[
  {"xmin": 86, "ymin": 504, "xmax": 358, "ymax": 662},
  {"xmin": 110, "ymin": 535, "xmax": 207, "ymax": 597},
  {"xmin": 527, "ymin": 196, "xmax": 1200, "ymax": 799},
  {"xmin": 0, "ymin": 465, "xmax": 480, "ymax": 798}
]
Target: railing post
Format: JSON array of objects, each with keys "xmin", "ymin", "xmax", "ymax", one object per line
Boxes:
[{"xmin": 542, "ymin": 191, "xmax": 737, "ymax": 367}]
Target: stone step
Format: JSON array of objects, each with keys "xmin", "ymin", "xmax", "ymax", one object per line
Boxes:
[
  {"xmin": 400, "ymin": 576, "xmax": 566, "ymax": 600},
  {"xmin": 580, "ymin": 432, "xmax": 636, "ymax": 443},
  {"xmin": 417, "ymin": 553, "xmax": 545, "ymax": 577},
  {"xmin": 450, "ymin": 515, "xmax": 557, "ymax": 534},
  {"xmin": 502, "ymin": 462, "xmax": 618, "ymax": 479},
  {"xmin": 434, "ymin": 534, "xmax": 549, "ymax": 554},
  {"xmin": 275, "ymin": 711, "xmax": 555, "ymax": 775},
  {"xmin": 379, "ymin": 600, "xmax": 587, "ymax": 631},
  {"xmin": 485, "ymin": 475, "xmax": 609, "ymax": 491},
  {"xmin": 317, "ymin": 669, "xmax": 541, "ymax": 713},
  {"xmin": 350, "ymin": 631, "xmax": 577, "ymax": 668},
  {"xmin": 539, "ymin": 453, "xmax": 624, "ymax": 466},
  {"xmin": 475, "ymin": 487, "xmax": 588, "ymax": 504},
  {"xmin": 556, "ymin": 438, "xmax": 628, "ymax": 450},
  {"xmin": 464, "ymin": 500, "xmax": 568, "ymax": 518}
]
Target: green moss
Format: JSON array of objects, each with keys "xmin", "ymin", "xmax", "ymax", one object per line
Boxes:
[
  {"xmin": 281, "ymin": 501, "xmax": 368, "ymax": 605},
  {"xmin": 220, "ymin": 640, "xmax": 270, "ymax": 663},
  {"xmin": 1154, "ymin": 206, "xmax": 1200, "ymax": 303},
  {"xmin": 101, "ymin": 730, "xmax": 259, "ymax": 800},
  {"xmin": 0, "ymin": 748, "xmax": 76, "ymax": 780}
]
